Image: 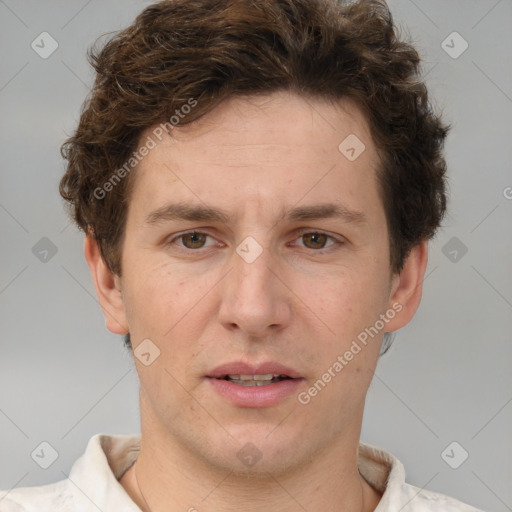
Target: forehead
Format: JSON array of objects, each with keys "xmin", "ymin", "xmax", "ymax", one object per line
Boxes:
[{"xmin": 129, "ymin": 92, "xmax": 383, "ymax": 223}]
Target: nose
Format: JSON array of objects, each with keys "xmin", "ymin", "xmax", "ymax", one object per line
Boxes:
[{"xmin": 217, "ymin": 241, "xmax": 292, "ymax": 338}]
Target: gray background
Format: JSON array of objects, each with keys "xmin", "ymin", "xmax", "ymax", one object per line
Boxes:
[{"xmin": 1, "ymin": 1, "xmax": 511, "ymax": 511}]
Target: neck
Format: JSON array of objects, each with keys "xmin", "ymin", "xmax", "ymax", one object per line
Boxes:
[{"xmin": 121, "ymin": 422, "xmax": 381, "ymax": 512}]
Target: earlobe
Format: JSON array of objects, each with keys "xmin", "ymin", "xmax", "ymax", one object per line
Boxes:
[
  {"xmin": 384, "ymin": 241, "xmax": 428, "ymax": 332},
  {"xmin": 84, "ymin": 235, "xmax": 129, "ymax": 335}
]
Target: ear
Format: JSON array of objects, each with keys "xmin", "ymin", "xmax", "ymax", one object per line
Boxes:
[
  {"xmin": 84, "ymin": 235, "xmax": 129, "ymax": 335},
  {"xmin": 384, "ymin": 241, "xmax": 428, "ymax": 332}
]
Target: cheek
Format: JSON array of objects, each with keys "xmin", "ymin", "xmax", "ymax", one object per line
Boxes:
[
  {"xmin": 122, "ymin": 259, "xmax": 220, "ymax": 368},
  {"xmin": 303, "ymin": 275, "xmax": 385, "ymax": 399},
  {"xmin": 306, "ymin": 265, "xmax": 390, "ymax": 333},
  {"xmin": 297, "ymin": 265, "xmax": 390, "ymax": 391},
  {"xmin": 121, "ymin": 259, "xmax": 188, "ymax": 339}
]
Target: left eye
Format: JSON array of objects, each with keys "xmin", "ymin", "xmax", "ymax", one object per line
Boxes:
[
  {"xmin": 295, "ymin": 232, "xmax": 338, "ymax": 250},
  {"xmin": 175, "ymin": 232, "xmax": 215, "ymax": 249}
]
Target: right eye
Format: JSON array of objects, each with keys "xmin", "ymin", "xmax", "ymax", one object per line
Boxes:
[{"xmin": 166, "ymin": 230, "xmax": 222, "ymax": 251}]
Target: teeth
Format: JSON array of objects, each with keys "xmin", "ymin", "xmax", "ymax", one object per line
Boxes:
[
  {"xmin": 227, "ymin": 374, "xmax": 280, "ymax": 381},
  {"xmin": 234, "ymin": 380, "xmax": 274, "ymax": 386},
  {"xmin": 223, "ymin": 374, "xmax": 286, "ymax": 386}
]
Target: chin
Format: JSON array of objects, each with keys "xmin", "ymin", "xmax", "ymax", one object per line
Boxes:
[{"xmin": 203, "ymin": 428, "xmax": 314, "ymax": 478}]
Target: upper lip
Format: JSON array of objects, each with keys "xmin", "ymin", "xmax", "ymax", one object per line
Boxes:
[{"xmin": 207, "ymin": 361, "xmax": 302, "ymax": 379}]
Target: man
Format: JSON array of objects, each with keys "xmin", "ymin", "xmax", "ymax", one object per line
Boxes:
[{"xmin": 0, "ymin": 0, "xmax": 484, "ymax": 510}]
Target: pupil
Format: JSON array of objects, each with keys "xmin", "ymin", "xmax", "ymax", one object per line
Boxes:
[
  {"xmin": 305, "ymin": 233, "xmax": 326, "ymax": 249},
  {"xmin": 184, "ymin": 233, "xmax": 205, "ymax": 248}
]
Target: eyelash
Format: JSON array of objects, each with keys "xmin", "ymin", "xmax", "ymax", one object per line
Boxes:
[{"xmin": 166, "ymin": 229, "xmax": 344, "ymax": 254}]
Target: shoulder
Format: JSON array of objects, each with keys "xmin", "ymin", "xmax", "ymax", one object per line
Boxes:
[
  {"xmin": 397, "ymin": 482, "xmax": 486, "ymax": 511},
  {"xmin": 0, "ymin": 433, "xmax": 141, "ymax": 512},
  {"xmin": 0, "ymin": 493, "xmax": 24, "ymax": 512},
  {"xmin": 358, "ymin": 442, "xmax": 485, "ymax": 512},
  {"xmin": 0, "ymin": 479, "xmax": 73, "ymax": 511}
]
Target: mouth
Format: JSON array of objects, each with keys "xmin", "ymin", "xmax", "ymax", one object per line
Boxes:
[
  {"xmin": 206, "ymin": 362, "xmax": 303, "ymax": 407},
  {"xmin": 217, "ymin": 374, "xmax": 293, "ymax": 387}
]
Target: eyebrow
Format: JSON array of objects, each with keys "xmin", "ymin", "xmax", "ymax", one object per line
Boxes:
[
  {"xmin": 144, "ymin": 202, "xmax": 367, "ymax": 226},
  {"xmin": 145, "ymin": 203, "xmax": 231, "ymax": 225},
  {"xmin": 285, "ymin": 203, "xmax": 367, "ymax": 224}
]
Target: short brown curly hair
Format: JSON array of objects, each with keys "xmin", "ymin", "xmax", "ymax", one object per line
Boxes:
[{"xmin": 60, "ymin": 0, "xmax": 448, "ymax": 276}]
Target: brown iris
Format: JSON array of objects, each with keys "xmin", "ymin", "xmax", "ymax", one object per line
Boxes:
[
  {"xmin": 301, "ymin": 233, "xmax": 328, "ymax": 249},
  {"xmin": 181, "ymin": 232, "xmax": 208, "ymax": 249}
]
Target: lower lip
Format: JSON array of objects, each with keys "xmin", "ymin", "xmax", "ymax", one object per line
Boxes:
[{"xmin": 207, "ymin": 377, "xmax": 303, "ymax": 408}]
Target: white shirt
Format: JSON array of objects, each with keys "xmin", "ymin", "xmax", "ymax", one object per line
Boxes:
[{"xmin": 0, "ymin": 434, "xmax": 484, "ymax": 511}]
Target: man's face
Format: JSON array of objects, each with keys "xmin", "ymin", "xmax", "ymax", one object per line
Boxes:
[{"xmin": 110, "ymin": 92, "xmax": 403, "ymax": 474}]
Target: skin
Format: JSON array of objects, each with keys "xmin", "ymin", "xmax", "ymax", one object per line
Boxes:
[{"xmin": 85, "ymin": 91, "xmax": 428, "ymax": 512}]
